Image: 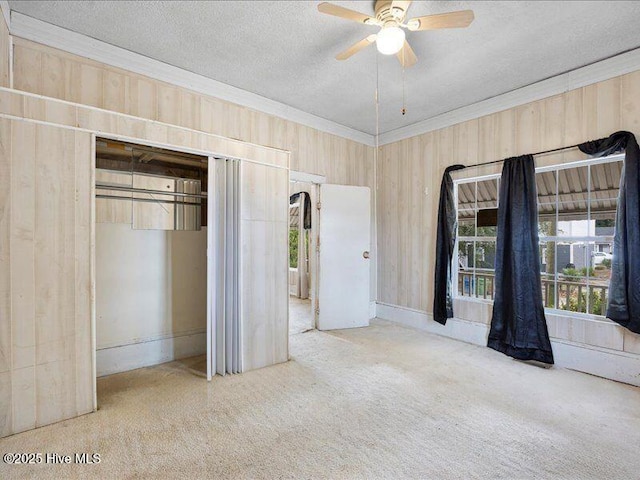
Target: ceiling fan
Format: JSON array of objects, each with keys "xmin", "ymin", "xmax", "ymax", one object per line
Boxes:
[{"xmin": 318, "ymin": 1, "xmax": 474, "ymax": 67}]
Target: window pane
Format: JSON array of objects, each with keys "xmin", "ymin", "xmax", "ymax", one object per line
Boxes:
[
  {"xmin": 557, "ymin": 241, "xmax": 589, "ymax": 313},
  {"xmin": 587, "ymin": 241, "xmax": 610, "ymax": 315},
  {"xmin": 557, "ymin": 166, "xmax": 588, "ymax": 204},
  {"xmin": 458, "ymin": 241, "xmax": 474, "ymax": 270},
  {"xmin": 457, "ymin": 214, "xmax": 475, "ymax": 237},
  {"xmin": 539, "ymin": 240, "xmax": 556, "ymax": 309},
  {"xmin": 476, "ymin": 179, "xmax": 498, "ymax": 209},
  {"xmin": 477, "ymin": 224, "xmax": 497, "ymax": 237},
  {"xmin": 289, "ymin": 229, "xmax": 299, "ymax": 268},
  {"xmin": 536, "ymin": 170, "xmax": 557, "ymax": 205},
  {"xmin": 557, "ymin": 202, "xmax": 589, "ymax": 237},
  {"xmin": 458, "ymin": 182, "xmax": 475, "ymax": 210},
  {"xmin": 590, "ymin": 161, "xmax": 622, "ymax": 202},
  {"xmin": 475, "ymin": 241, "xmax": 496, "ymax": 299},
  {"xmin": 457, "ymin": 241, "xmax": 474, "ymax": 297},
  {"xmin": 538, "ymin": 203, "xmax": 557, "ymax": 237},
  {"xmin": 590, "ymin": 205, "xmax": 616, "ymax": 237}
]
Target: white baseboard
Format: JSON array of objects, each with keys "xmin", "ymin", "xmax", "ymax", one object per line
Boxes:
[
  {"xmin": 375, "ymin": 302, "xmax": 640, "ymax": 387},
  {"xmin": 96, "ymin": 331, "xmax": 206, "ymax": 377}
]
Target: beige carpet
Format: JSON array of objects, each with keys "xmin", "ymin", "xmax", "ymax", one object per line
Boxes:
[
  {"xmin": 1, "ymin": 320, "xmax": 639, "ymax": 479},
  {"xmin": 289, "ymin": 295, "xmax": 314, "ymax": 334}
]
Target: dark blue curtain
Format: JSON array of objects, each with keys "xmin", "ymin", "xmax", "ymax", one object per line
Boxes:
[
  {"xmin": 488, "ymin": 155, "xmax": 554, "ymax": 364},
  {"xmin": 289, "ymin": 192, "xmax": 312, "ymax": 229},
  {"xmin": 579, "ymin": 131, "xmax": 640, "ymax": 334},
  {"xmin": 433, "ymin": 164, "xmax": 465, "ymax": 325}
]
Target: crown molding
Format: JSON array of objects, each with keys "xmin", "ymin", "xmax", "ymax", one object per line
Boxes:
[
  {"xmin": 378, "ymin": 47, "xmax": 640, "ymax": 145},
  {"xmin": 9, "ymin": 11, "xmax": 640, "ymax": 149},
  {"xmin": 9, "ymin": 12, "xmax": 376, "ymax": 147}
]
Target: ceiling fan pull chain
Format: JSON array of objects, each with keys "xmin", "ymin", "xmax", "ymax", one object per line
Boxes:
[
  {"xmin": 402, "ymin": 59, "xmax": 406, "ymax": 115},
  {"xmin": 375, "ymin": 51, "xmax": 380, "ymax": 144}
]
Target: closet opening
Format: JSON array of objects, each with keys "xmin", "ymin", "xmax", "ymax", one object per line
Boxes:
[{"xmin": 94, "ymin": 138, "xmax": 209, "ymax": 393}]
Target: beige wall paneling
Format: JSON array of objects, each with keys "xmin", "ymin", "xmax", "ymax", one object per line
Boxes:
[
  {"xmin": 4, "ymin": 33, "xmax": 374, "ymax": 420},
  {"xmin": 241, "ymin": 161, "xmax": 289, "ymax": 371},
  {"xmin": 73, "ymin": 130, "xmax": 93, "ymax": 416},
  {"xmin": 0, "ymin": 118, "xmax": 11, "ymax": 437},
  {"xmin": 10, "ymin": 120, "xmax": 36, "ymax": 434},
  {"xmin": 0, "ymin": 120, "xmax": 93, "ymax": 438},
  {"xmin": 420, "ymin": 131, "xmax": 437, "ymax": 312},
  {"xmin": 621, "ymin": 72, "xmax": 640, "ymax": 132},
  {"xmin": 0, "ymin": 15, "xmax": 9, "ymax": 88},
  {"xmin": 10, "ymin": 33, "xmax": 377, "ymax": 311},
  {"xmin": 13, "ymin": 42, "xmax": 41, "ymax": 94},
  {"xmin": 376, "ymin": 69, "xmax": 640, "ymax": 369},
  {"xmin": 11, "ymin": 37, "xmax": 373, "ymax": 188}
]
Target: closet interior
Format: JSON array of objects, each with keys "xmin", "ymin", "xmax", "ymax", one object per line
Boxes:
[{"xmin": 94, "ymin": 138, "xmax": 209, "ymax": 379}]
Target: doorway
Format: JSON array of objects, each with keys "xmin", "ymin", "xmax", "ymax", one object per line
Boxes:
[{"xmin": 289, "ymin": 180, "xmax": 319, "ymax": 335}]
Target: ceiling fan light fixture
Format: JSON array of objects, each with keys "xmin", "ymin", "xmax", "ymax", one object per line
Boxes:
[{"xmin": 376, "ymin": 26, "xmax": 405, "ymax": 55}]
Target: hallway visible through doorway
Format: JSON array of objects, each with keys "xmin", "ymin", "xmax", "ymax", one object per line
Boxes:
[{"xmin": 289, "ymin": 296, "xmax": 314, "ymax": 334}]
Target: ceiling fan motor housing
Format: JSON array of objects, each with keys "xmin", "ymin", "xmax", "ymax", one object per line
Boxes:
[{"xmin": 374, "ymin": 0, "xmax": 408, "ymax": 25}]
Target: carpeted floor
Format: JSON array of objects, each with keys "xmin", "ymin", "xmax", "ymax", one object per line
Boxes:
[
  {"xmin": 1, "ymin": 320, "xmax": 639, "ymax": 479},
  {"xmin": 289, "ymin": 296, "xmax": 314, "ymax": 334}
]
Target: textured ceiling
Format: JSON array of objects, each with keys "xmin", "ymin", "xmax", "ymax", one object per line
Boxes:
[{"xmin": 9, "ymin": 1, "xmax": 640, "ymax": 135}]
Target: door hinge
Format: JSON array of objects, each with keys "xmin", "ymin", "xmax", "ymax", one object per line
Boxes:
[
  {"xmin": 315, "ymin": 299, "xmax": 320, "ymax": 316},
  {"xmin": 316, "ymin": 202, "xmax": 321, "ymax": 210}
]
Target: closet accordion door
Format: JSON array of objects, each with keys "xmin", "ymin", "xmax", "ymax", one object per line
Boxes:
[{"xmin": 206, "ymin": 158, "xmax": 289, "ymax": 377}]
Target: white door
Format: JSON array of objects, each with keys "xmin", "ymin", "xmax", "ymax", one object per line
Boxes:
[{"xmin": 318, "ymin": 184, "xmax": 371, "ymax": 330}]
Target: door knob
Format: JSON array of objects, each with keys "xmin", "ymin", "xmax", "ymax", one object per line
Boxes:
[{"xmin": 363, "ymin": 251, "xmax": 370, "ymax": 259}]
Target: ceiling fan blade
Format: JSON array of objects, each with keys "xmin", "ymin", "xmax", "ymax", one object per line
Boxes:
[
  {"xmin": 336, "ymin": 34, "xmax": 377, "ymax": 60},
  {"xmin": 391, "ymin": 1, "xmax": 413, "ymax": 20},
  {"xmin": 318, "ymin": 2, "xmax": 375, "ymax": 24},
  {"xmin": 407, "ymin": 10, "xmax": 474, "ymax": 31},
  {"xmin": 396, "ymin": 40, "xmax": 417, "ymax": 68}
]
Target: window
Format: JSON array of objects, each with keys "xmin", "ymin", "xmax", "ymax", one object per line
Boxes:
[
  {"xmin": 456, "ymin": 177, "xmax": 499, "ymax": 300},
  {"xmin": 289, "ymin": 203, "xmax": 300, "ymax": 268},
  {"xmin": 455, "ymin": 154, "xmax": 622, "ymax": 317}
]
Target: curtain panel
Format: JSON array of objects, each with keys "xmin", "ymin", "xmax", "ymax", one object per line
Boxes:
[
  {"xmin": 579, "ymin": 131, "xmax": 640, "ymax": 334},
  {"xmin": 488, "ymin": 155, "xmax": 554, "ymax": 364},
  {"xmin": 433, "ymin": 164, "xmax": 466, "ymax": 325},
  {"xmin": 289, "ymin": 192, "xmax": 312, "ymax": 229}
]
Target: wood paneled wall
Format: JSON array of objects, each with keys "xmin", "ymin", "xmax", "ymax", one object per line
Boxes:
[
  {"xmin": 378, "ymin": 72, "xmax": 640, "ymax": 311},
  {"xmin": 11, "ymin": 38, "xmax": 374, "ymax": 188},
  {"xmin": 0, "ymin": 119, "xmax": 93, "ymax": 437},
  {"xmin": 377, "ymin": 71, "xmax": 640, "ymax": 354},
  {"xmin": 0, "ymin": 15, "xmax": 9, "ymax": 88},
  {"xmin": 0, "ymin": 55, "xmax": 295, "ymax": 435},
  {"xmin": 10, "ymin": 36, "xmax": 378, "ymax": 304}
]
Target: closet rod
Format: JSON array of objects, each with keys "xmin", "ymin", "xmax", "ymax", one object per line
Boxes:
[
  {"xmin": 96, "ymin": 194, "xmax": 202, "ymax": 207},
  {"xmin": 96, "ymin": 183, "xmax": 208, "ymax": 199},
  {"xmin": 463, "ymin": 142, "xmax": 583, "ymax": 169}
]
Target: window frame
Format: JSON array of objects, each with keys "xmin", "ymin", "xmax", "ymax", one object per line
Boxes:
[{"xmin": 453, "ymin": 152, "xmax": 624, "ymax": 318}]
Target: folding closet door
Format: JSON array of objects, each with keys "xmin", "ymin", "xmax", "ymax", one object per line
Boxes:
[
  {"xmin": 207, "ymin": 158, "xmax": 241, "ymax": 379},
  {"xmin": 240, "ymin": 160, "xmax": 289, "ymax": 372},
  {"xmin": 0, "ymin": 119, "xmax": 94, "ymax": 437},
  {"xmin": 206, "ymin": 157, "xmax": 288, "ymax": 377}
]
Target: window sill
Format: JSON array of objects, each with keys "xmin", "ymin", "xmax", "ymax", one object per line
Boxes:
[{"xmin": 454, "ymin": 296, "xmax": 614, "ymax": 324}]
